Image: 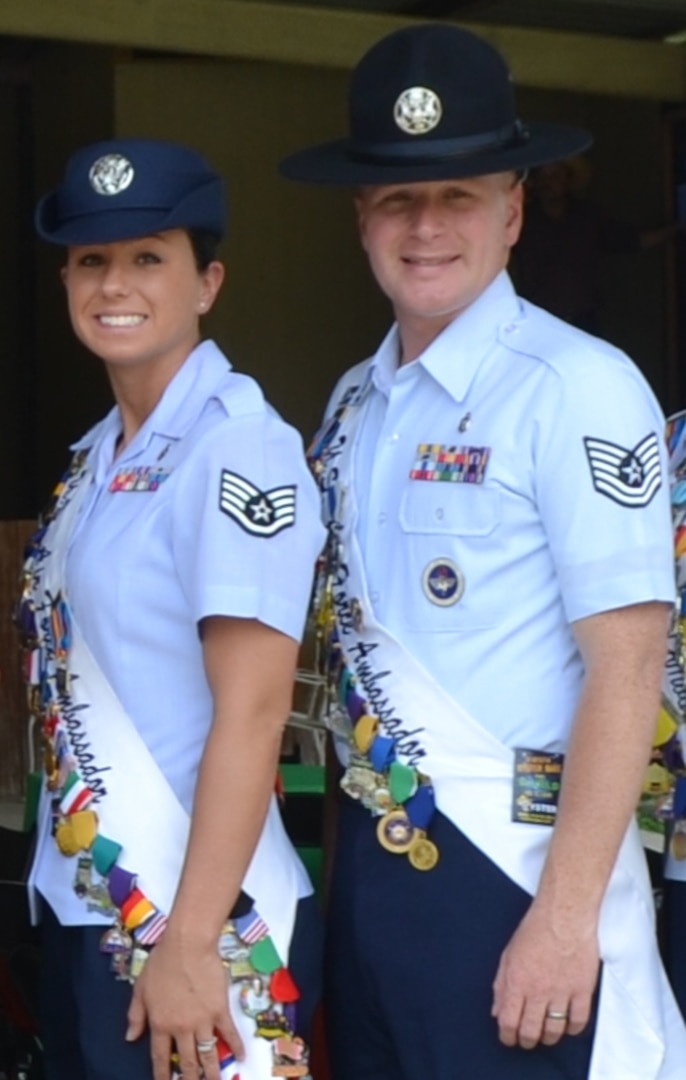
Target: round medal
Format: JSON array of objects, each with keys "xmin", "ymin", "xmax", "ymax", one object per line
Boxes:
[
  {"xmin": 377, "ymin": 809, "xmax": 416, "ymax": 854},
  {"xmin": 408, "ymin": 835, "xmax": 439, "ymax": 871}
]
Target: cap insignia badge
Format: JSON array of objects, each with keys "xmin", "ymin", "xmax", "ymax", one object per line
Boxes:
[
  {"xmin": 393, "ymin": 86, "xmax": 442, "ymax": 136},
  {"xmin": 88, "ymin": 154, "xmax": 135, "ymax": 196}
]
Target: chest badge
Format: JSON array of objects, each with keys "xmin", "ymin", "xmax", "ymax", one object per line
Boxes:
[
  {"xmin": 109, "ymin": 466, "xmax": 171, "ymax": 492},
  {"xmin": 410, "ymin": 443, "xmax": 490, "ymax": 483},
  {"xmin": 422, "ymin": 559, "xmax": 465, "ymax": 606}
]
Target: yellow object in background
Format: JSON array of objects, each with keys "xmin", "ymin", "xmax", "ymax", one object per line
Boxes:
[
  {"xmin": 654, "ymin": 704, "xmax": 679, "ymax": 748},
  {"xmin": 642, "ymin": 761, "xmax": 673, "ymax": 797}
]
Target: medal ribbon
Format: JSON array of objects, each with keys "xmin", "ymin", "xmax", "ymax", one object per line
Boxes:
[{"xmin": 308, "ymin": 380, "xmax": 439, "ymax": 871}]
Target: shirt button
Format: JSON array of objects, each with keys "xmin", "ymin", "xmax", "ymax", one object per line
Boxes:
[
  {"xmin": 389, "ymin": 433, "xmax": 400, "ymax": 443},
  {"xmin": 378, "ymin": 512, "xmax": 387, "ymax": 524},
  {"xmin": 435, "ymin": 507, "xmax": 444, "ymax": 521},
  {"xmin": 370, "ymin": 591, "xmax": 380, "ymax": 604}
]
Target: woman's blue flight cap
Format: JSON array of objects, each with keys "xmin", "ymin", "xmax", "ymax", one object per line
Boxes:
[{"xmin": 36, "ymin": 138, "xmax": 226, "ymax": 245}]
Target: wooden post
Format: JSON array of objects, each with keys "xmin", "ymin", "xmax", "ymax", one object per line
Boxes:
[{"xmin": 0, "ymin": 521, "xmax": 36, "ymax": 798}]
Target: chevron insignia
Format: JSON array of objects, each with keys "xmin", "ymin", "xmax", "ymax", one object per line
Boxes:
[
  {"xmin": 219, "ymin": 470, "xmax": 296, "ymax": 536},
  {"xmin": 583, "ymin": 432, "xmax": 662, "ymax": 508}
]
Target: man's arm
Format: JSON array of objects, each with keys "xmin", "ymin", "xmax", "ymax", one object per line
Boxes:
[
  {"xmin": 126, "ymin": 615, "xmax": 299, "ymax": 1080},
  {"xmin": 492, "ymin": 600, "xmax": 671, "ymax": 1049}
]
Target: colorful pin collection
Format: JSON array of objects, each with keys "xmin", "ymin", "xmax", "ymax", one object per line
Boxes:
[
  {"xmin": 640, "ymin": 415, "xmax": 686, "ymax": 851},
  {"xmin": 310, "ymin": 502, "xmax": 439, "ymax": 872},
  {"xmin": 18, "ymin": 453, "xmax": 312, "ymax": 1079}
]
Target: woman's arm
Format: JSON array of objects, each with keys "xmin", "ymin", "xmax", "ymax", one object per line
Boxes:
[{"xmin": 127, "ymin": 615, "xmax": 299, "ymax": 1080}]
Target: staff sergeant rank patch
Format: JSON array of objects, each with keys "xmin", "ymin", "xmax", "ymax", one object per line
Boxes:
[
  {"xmin": 219, "ymin": 470, "xmax": 296, "ymax": 537},
  {"xmin": 583, "ymin": 432, "xmax": 661, "ymax": 508}
]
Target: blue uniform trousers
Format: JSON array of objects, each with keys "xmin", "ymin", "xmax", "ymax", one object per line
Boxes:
[
  {"xmin": 661, "ymin": 879, "xmax": 686, "ymax": 1021},
  {"xmin": 325, "ymin": 798, "xmax": 599, "ymax": 1080},
  {"xmin": 39, "ymin": 895, "xmax": 323, "ymax": 1080}
]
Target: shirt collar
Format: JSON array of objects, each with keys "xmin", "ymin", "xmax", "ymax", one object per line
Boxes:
[
  {"xmin": 71, "ymin": 339, "xmax": 232, "ymax": 465},
  {"xmin": 369, "ymin": 271, "xmax": 522, "ymax": 405}
]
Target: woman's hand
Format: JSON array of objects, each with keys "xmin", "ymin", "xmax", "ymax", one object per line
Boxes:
[
  {"xmin": 125, "ymin": 617, "xmax": 299, "ymax": 1080},
  {"xmin": 126, "ymin": 933, "xmax": 244, "ymax": 1080}
]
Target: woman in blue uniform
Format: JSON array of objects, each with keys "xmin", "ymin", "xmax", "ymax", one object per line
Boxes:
[{"xmin": 19, "ymin": 138, "xmax": 325, "ymax": 1080}]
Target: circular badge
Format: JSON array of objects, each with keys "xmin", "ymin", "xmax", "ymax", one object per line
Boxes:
[
  {"xmin": 377, "ymin": 809, "xmax": 416, "ymax": 854},
  {"xmin": 88, "ymin": 153, "xmax": 135, "ymax": 196},
  {"xmin": 393, "ymin": 86, "xmax": 442, "ymax": 136},
  {"xmin": 422, "ymin": 559, "xmax": 465, "ymax": 607},
  {"xmin": 408, "ymin": 835, "xmax": 440, "ymax": 871}
]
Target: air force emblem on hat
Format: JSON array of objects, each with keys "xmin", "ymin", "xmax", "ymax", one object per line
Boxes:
[
  {"xmin": 583, "ymin": 432, "xmax": 661, "ymax": 508},
  {"xmin": 88, "ymin": 154, "xmax": 135, "ymax": 196},
  {"xmin": 219, "ymin": 469, "xmax": 296, "ymax": 537},
  {"xmin": 394, "ymin": 87, "xmax": 442, "ymax": 135},
  {"xmin": 422, "ymin": 559, "xmax": 465, "ymax": 606}
]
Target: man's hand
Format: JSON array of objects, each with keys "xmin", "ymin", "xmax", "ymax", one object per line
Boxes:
[
  {"xmin": 491, "ymin": 602, "xmax": 670, "ymax": 1051},
  {"xmin": 126, "ymin": 933, "xmax": 244, "ymax": 1080},
  {"xmin": 492, "ymin": 901, "xmax": 600, "ymax": 1049}
]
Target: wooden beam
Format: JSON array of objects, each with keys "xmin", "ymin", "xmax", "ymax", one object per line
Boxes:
[{"xmin": 1, "ymin": 0, "xmax": 685, "ymax": 101}]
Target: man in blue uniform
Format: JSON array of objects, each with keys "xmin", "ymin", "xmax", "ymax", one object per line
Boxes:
[{"xmin": 280, "ymin": 23, "xmax": 686, "ymax": 1080}]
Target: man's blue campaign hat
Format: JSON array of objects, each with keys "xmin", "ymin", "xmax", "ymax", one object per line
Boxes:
[
  {"xmin": 36, "ymin": 138, "xmax": 226, "ymax": 245},
  {"xmin": 280, "ymin": 24, "xmax": 592, "ymax": 185}
]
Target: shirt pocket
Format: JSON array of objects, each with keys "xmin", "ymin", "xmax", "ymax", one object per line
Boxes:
[{"xmin": 397, "ymin": 483, "xmax": 502, "ymax": 630}]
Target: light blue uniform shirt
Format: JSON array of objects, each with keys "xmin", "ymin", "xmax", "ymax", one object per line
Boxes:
[
  {"xmin": 66, "ymin": 339, "xmax": 325, "ymax": 815},
  {"xmin": 329, "ymin": 271, "xmax": 675, "ymax": 751}
]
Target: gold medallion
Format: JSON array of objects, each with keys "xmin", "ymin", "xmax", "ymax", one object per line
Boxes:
[
  {"xmin": 353, "ymin": 713, "xmax": 379, "ymax": 754},
  {"xmin": 408, "ymin": 835, "xmax": 439, "ymax": 871},
  {"xmin": 55, "ymin": 821, "xmax": 80, "ymax": 856},
  {"xmin": 671, "ymin": 827, "xmax": 686, "ymax": 861},
  {"xmin": 376, "ymin": 809, "xmax": 416, "ymax": 854}
]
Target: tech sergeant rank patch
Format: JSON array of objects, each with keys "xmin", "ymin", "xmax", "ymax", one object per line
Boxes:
[{"xmin": 583, "ymin": 432, "xmax": 661, "ymax": 508}]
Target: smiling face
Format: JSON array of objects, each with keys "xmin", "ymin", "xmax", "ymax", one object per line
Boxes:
[
  {"xmin": 62, "ymin": 228, "xmax": 224, "ymax": 378},
  {"xmin": 355, "ymin": 173, "xmax": 523, "ymax": 360}
]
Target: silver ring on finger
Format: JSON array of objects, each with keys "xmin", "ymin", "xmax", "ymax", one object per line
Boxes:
[
  {"xmin": 545, "ymin": 1009, "xmax": 569, "ymax": 1022},
  {"xmin": 195, "ymin": 1036, "xmax": 218, "ymax": 1054}
]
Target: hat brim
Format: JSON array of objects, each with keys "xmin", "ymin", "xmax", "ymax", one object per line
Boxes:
[
  {"xmin": 35, "ymin": 202, "xmax": 177, "ymax": 246},
  {"xmin": 35, "ymin": 176, "xmax": 226, "ymax": 245},
  {"xmin": 280, "ymin": 121, "xmax": 592, "ymax": 186}
]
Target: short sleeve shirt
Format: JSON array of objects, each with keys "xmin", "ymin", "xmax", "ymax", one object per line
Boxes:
[
  {"xmin": 66, "ymin": 340, "xmax": 326, "ymax": 813},
  {"xmin": 335, "ymin": 272, "xmax": 674, "ymax": 751}
]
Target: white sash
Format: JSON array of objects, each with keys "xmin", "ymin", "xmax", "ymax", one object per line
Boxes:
[
  {"xmin": 28, "ymin": 456, "xmax": 301, "ymax": 1080},
  {"xmin": 322, "ymin": 373, "xmax": 686, "ymax": 1079}
]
